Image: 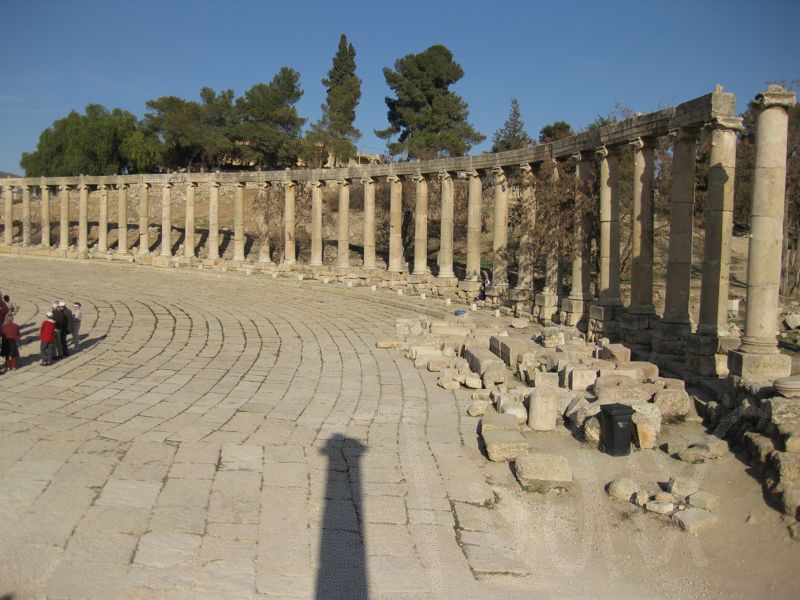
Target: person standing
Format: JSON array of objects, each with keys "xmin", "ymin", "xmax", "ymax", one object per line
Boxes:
[
  {"xmin": 1, "ymin": 315, "xmax": 21, "ymax": 370},
  {"xmin": 72, "ymin": 302, "xmax": 82, "ymax": 351},
  {"xmin": 52, "ymin": 300, "xmax": 66, "ymax": 359},
  {"xmin": 40, "ymin": 312, "xmax": 56, "ymax": 366}
]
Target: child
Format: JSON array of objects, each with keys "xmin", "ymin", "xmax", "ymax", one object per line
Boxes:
[
  {"xmin": 1, "ymin": 314, "xmax": 21, "ymax": 371},
  {"xmin": 40, "ymin": 312, "xmax": 57, "ymax": 366},
  {"xmin": 72, "ymin": 302, "xmax": 82, "ymax": 350}
]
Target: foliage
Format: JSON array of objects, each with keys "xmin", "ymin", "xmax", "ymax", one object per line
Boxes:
[
  {"xmin": 305, "ymin": 34, "xmax": 362, "ymax": 167},
  {"xmin": 492, "ymin": 99, "xmax": 533, "ymax": 152},
  {"xmin": 538, "ymin": 121, "xmax": 572, "ymax": 143},
  {"xmin": 376, "ymin": 45, "xmax": 484, "ymax": 159}
]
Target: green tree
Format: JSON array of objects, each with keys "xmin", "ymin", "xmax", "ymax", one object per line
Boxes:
[
  {"xmin": 491, "ymin": 99, "xmax": 533, "ymax": 152},
  {"xmin": 21, "ymin": 104, "xmax": 141, "ymax": 176},
  {"xmin": 235, "ymin": 67, "xmax": 306, "ymax": 168},
  {"xmin": 143, "ymin": 95, "xmax": 206, "ymax": 169},
  {"xmin": 538, "ymin": 121, "xmax": 573, "ymax": 143},
  {"xmin": 306, "ymin": 34, "xmax": 362, "ymax": 167},
  {"xmin": 376, "ymin": 44, "xmax": 484, "ymax": 159}
]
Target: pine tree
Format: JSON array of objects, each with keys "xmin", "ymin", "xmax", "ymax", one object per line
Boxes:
[
  {"xmin": 307, "ymin": 34, "xmax": 362, "ymax": 166},
  {"xmin": 491, "ymin": 99, "xmax": 533, "ymax": 152},
  {"xmin": 376, "ymin": 45, "xmax": 484, "ymax": 159}
]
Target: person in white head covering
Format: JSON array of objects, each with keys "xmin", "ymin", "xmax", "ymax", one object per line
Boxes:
[
  {"xmin": 40, "ymin": 311, "xmax": 57, "ymax": 366},
  {"xmin": 72, "ymin": 302, "xmax": 82, "ymax": 350},
  {"xmin": 52, "ymin": 300, "xmax": 71, "ymax": 358}
]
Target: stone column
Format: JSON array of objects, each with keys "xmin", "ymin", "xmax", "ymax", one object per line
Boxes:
[
  {"xmin": 562, "ymin": 155, "xmax": 592, "ymax": 328},
  {"xmin": 98, "ymin": 184, "xmax": 109, "ymax": 253},
  {"xmin": 387, "ymin": 175, "xmax": 404, "ymax": 273},
  {"xmin": 283, "ymin": 181, "xmax": 296, "ymax": 266},
  {"xmin": 233, "ymin": 182, "xmax": 245, "ymax": 262},
  {"xmin": 255, "ymin": 183, "xmax": 271, "ymax": 265},
  {"xmin": 686, "ymin": 117, "xmax": 743, "ymax": 376},
  {"xmin": 337, "ymin": 179, "xmax": 350, "ymax": 269},
  {"xmin": 207, "ymin": 180, "xmax": 220, "ymax": 260},
  {"xmin": 310, "ymin": 181, "xmax": 323, "ymax": 267},
  {"xmin": 629, "ymin": 138, "xmax": 655, "ymax": 314},
  {"xmin": 160, "ymin": 182, "xmax": 172, "ymax": 257},
  {"xmin": 653, "ymin": 129, "xmax": 698, "ymax": 357},
  {"xmin": 729, "ymin": 85, "xmax": 796, "ymax": 381},
  {"xmin": 362, "ymin": 177, "xmax": 376, "ymax": 270},
  {"xmin": 465, "ymin": 169, "xmax": 482, "ymax": 280},
  {"xmin": 597, "ymin": 147, "xmax": 621, "ymax": 306},
  {"xmin": 437, "ymin": 171, "xmax": 455, "ymax": 279},
  {"xmin": 40, "ymin": 182, "xmax": 50, "ymax": 248},
  {"xmin": 490, "ymin": 168, "xmax": 510, "ymax": 291},
  {"xmin": 116, "ymin": 183, "xmax": 128, "ymax": 255},
  {"xmin": 77, "ymin": 183, "xmax": 89, "ymax": 257},
  {"xmin": 58, "ymin": 184, "xmax": 70, "ymax": 250},
  {"xmin": 184, "ymin": 182, "xmax": 196, "ymax": 258},
  {"xmin": 515, "ymin": 164, "xmax": 535, "ymax": 292},
  {"xmin": 2, "ymin": 186, "xmax": 11, "ymax": 246},
  {"xmin": 138, "ymin": 183, "xmax": 150, "ymax": 255},
  {"xmin": 413, "ymin": 175, "xmax": 429, "ymax": 275},
  {"xmin": 22, "ymin": 185, "xmax": 31, "ymax": 246}
]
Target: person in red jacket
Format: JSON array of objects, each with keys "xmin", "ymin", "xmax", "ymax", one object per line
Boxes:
[
  {"xmin": 1, "ymin": 314, "xmax": 21, "ymax": 371},
  {"xmin": 40, "ymin": 312, "xmax": 57, "ymax": 366}
]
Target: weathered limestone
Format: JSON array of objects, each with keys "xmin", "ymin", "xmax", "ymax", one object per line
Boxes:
[
  {"xmin": 40, "ymin": 182, "xmax": 51, "ymax": 248},
  {"xmin": 336, "ymin": 179, "xmax": 350, "ymax": 270},
  {"xmin": 21, "ymin": 185, "xmax": 31, "ymax": 246},
  {"xmin": 515, "ymin": 164, "xmax": 535, "ymax": 295},
  {"xmin": 160, "ymin": 182, "xmax": 172, "ymax": 257},
  {"xmin": 138, "ymin": 183, "xmax": 150, "ymax": 255},
  {"xmin": 387, "ymin": 175, "xmax": 404, "ymax": 273},
  {"xmin": 729, "ymin": 86, "xmax": 796, "ymax": 381},
  {"xmin": 2, "ymin": 186, "xmax": 11, "ymax": 246},
  {"xmin": 283, "ymin": 181, "xmax": 296, "ymax": 266},
  {"xmin": 362, "ymin": 177, "xmax": 376, "ymax": 270},
  {"xmin": 465, "ymin": 169, "xmax": 482, "ymax": 281},
  {"xmin": 184, "ymin": 182, "xmax": 196, "ymax": 258},
  {"xmin": 437, "ymin": 171, "xmax": 455, "ymax": 279},
  {"xmin": 562, "ymin": 155, "xmax": 592, "ymax": 328},
  {"xmin": 116, "ymin": 183, "xmax": 128, "ymax": 255},
  {"xmin": 309, "ymin": 181, "xmax": 324, "ymax": 267},
  {"xmin": 413, "ymin": 175, "xmax": 429, "ymax": 275},
  {"xmin": 535, "ymin": 160, "xmax": 561, "ymax": 323},
  {"xmin": 207, "ymin": 180, "xmax": 220, "ymax": 260},
  {"xmin": 490, "ymin": 167, "xmax": 509, "ymax": 288},
  {"xmin": 77, "ymin": 183, "xmax": 89, "ymax": 257},
  {"xmin": 232, "ymin": 182, "xmax": 245, "ymax": 262},
  {"xmin": 58, "ymin": 185, "xmax": 69, "ymax": 250},
  {"xmin": 98, "ymin": 184, "xmax": 108, "ymax": 253}
]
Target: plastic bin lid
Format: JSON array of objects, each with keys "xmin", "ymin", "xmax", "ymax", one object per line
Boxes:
[
  {"xmin": 454, "ymin": 309, "xmax": 467, "ymax": 316},
  {"xmin": 599, "ymin": 403, "xmax": 635, "ymax": 416}
]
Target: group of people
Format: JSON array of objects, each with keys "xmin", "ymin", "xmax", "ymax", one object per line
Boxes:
[
  {"xmin": 0, "ymin": 292, "xmax": 83, "ymax": 371},
  {"xmin": 40, "ymin": 300, "xmax": 82, "ymax": 366}
]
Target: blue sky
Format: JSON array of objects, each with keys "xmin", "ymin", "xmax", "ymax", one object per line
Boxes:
[{"xmin": 1, "ymin": 0, "xmax": 797, "ymax": 175}]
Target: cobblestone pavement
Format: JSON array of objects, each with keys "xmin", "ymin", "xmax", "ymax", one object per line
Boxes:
[{"xmin": 0, "ymin": 256, "xmax": 537, "ymax": 600}]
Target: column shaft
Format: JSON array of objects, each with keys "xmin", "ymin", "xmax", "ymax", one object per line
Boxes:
[
  {"xmin": 160, "ymin": 183, "xmax": 172, "ymax": 257},
  {"xmin": 22, "ymin": 186, "xmax": 31, "ymax": 246},
  {"xmin": 388, "ymin": 176, "xmax": 403, "ymax": 272},
  {"xmin": 233, "ymin": 182, "xmax": 245, "ymax": 261},
  {"xmin": 184, "ymin": 183, "xmax": 196, "ymax": 258},
  {"xmin": 569, "ymin": 157, "xmax": 592, "ymax": 300},
  {"xmin": 41, "ymin": 183, "xmax": 50, "ymax": 248},
  {"xmin": 58, "ymin": 186, "xmax": 69, "ymax": 250},
  {"xmin": 438, "ymin": 172, "xmax": 455, "ymax": 278},
  {"xmin": 207, "ymin": 182, "xmax": 220, "ymax": 260},
  {"xmin": 77, "ymin": 184, "xmax": 89, "ymax": 255},
  {"xmin": 630, "ymin": 138, "xmax": 655, "ymax": 313},
  {"xmin": 516, "ymin": 166, "xmax": 535, "ymax": 291},
  {"xmin": 2, "ymin": 187, "xmax": 11, "ymax": 245},
  {"xmin": 116, "ymin": 184, "xmax": 128, "ymax": 254},
  {"xmin": 98, "ymin": 184, "xmax": 109, "ymax": 253},
  {"xmin": 492, "ymin": 168, "xmax": 509, "ymax": 286},
  {"xmin": 337, "ymin": 180, "xmax": 350, "ymax": 268},
  {"xmin": 310, "ymin": 182, "xmax": 323, "ymax": 266},
  {"xmin": 663, "ymin": 130, "xmax": 697, "ymax": 324},
  {"xmin": 362, "ymin": 178, "xmax": 376, "ymax": 269},
  {"xmin": 466, "ymin": 171, "xmax": 482, "ymax": 280},
  {"xmin": 413, "ymin": 176, "xmax": 429, "ymax": 275},
  {"xmin": 138, "ymin": 183, "xmax": 149, "ymax": 255},
  {"xmin": 598, "ymin": 148, "xmax": 622, "ymax": 304},
  {"xmin": 283, "ymin": 182, "xmax": 296, "ymax": 265}
]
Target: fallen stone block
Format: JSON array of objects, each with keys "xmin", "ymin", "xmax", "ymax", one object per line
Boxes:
[
  {"xmin": 510, "ymin": 317, "xmax": 529, "ymax": 329},
  {"xmin": 784, "ymin": 313, "xmax": 800, "ymax": 330},
  {"xmin": 632, "ymin": 413, "xmax": 658, "ymax": 449},
  {"xmin": 596, "ymin": 386, "xmax": 651, "ymax": 404},
  {"xmin": 540, "ymin": 327, "xmax": 566, "ymax": 348},
  {"xmin": 619, "ymin": 361, "xmax": 659, "ymax": 382},
  {"xmin": 672, "ymin": 507, "xmax": 716, "ymax": 532},
  {"xmin": 514, "ymin": 452, "xmax": 572, "ymax": 491},
  {"xmin": 376, "ymin": 339, "xmax": 403, "ymax": 349},
  {"xmin": 483, "ymin": 429, "xmax": 529, "ymax": 462},
  {"xmin": 630, "ymin": 402, "xmax": 662, "ymax": 433},
  {"xmin": 645, "ymin": 500, "xmax": 674, "ymax": 515},
  {"xmin": 534, "ymin": 371, "xmax": 559, "ymax": 388},
  {"xmin": 609, "ymin": 366, "xmax": 646, "ymax": 383},
  {"xmin": 778, "ymin": 424, "xmax": 800, "ymax": 453},
  {"xmin": 527, "ymin": 387, "xmax": 558, "ymax": 431},
  {"xmin": 464, "ymin": 374, "xmax": 483, "ymax": 389},
  {"xmin": 569, "ymin": 367, "xmax": 599, "ymax": 392},
  {"xmin": 676, "ymin": 447, "xmax": 710, "ymax": 464},
  {"xmin": 583, "ymin": 417, "xmax": 601, "ymax": 447},
  {"xmin": 462, "ymin": 345, "xmax": 505, "ymax": 376},
  {"xmin": 599, "ymin": 343, "xmax": 631, "ymax": 364},
  {"xmin": 427, "ymin": 357, "xmax": 452, "ymax": 372},
  {"xmin": 480, "ymin": 410, "xmax": 520, "ymax": 433},
  {"xmin": 437, "ymin": 377, "xmax": 460, "ymax": 391},
  {"xmin": 667, "ymin": 477, "xmax": 700, "ymax": 499},
  {"xmin": 633, "ymin": 489, "xmax": 651, "ymax": 508},
  {"xmin": 503, "ymin": 402, "xmax": 528, "ymax": 425},
  {"xmin": 607, "ymin": 478, "xmax": 639, "ymax": 502},
  {"xmin": 482, "ymin": 369, "xmax": 507, "ymax": 388},
  {"xmin": 468, "ymin": 400, "xmax": 491, "ymax": 417},
  {"xmin": 688, "ymin": 491, "xmax": 720, "ymax": 512},
  {"xmin": 471, "ymin": 389, "xmax": 491, "ymax": 402},
  {"xmin": 654, "ymin": 388, "xmax": 691, "ymax": 421}
]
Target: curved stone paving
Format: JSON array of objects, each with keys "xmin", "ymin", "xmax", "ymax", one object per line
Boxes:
[{"xmin": 0, "ymin": 255, "xmax": 536, "ymax": 600}]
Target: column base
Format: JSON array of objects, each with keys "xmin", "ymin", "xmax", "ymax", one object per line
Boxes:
[
  {"xmin": 559, "ymin": 297, "xmax": 589, "ymax": 330},
  {"xmin": 587, "ymin": 304, "xmax": 619, "ymax": 342},
  {"xmin": 650, "ymin": 320, "xmax": 692, "ymax": 355},
  {"xmin": 533, "ymin": 292, "xmax": 560, "ymax": 324},
  {"xmin": 685, "ymin": 333, "xmax": 741, "ymax": 378},
  {"xmin": 618, "ymin": 310, "xmax": 656, "ymax": 345},
  {"xmin": 728, "ymin": 350, "xmax": 792, "ymax": 382},
  {"xmin": 509, "ymin": 288, "xmax": 532, "ymax": 302},
  {"xmin": 152, "ymin": 255, "xmax": 175, "ymax": 268}
]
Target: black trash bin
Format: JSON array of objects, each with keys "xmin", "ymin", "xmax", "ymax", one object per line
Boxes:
[{"xmin": 599, "ymin": 403, "xmax": 635, "ymax": 456}]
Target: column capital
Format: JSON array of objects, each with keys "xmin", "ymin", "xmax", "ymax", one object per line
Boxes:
[
  {"xmin": 491, "ymin": 167, "xmax": 507, "ymax": 185},
  {"xmin": 437, "ymin": 170, "xmax": 452, "ymax": 181},
  {"xmin": 139, "ymin": 182, "xmax": 150, "ymax": 190},
  {"xmin": 185, "ymin": 181, "xmax": 197, "ymax": 189},
  {"xmin": 234, "ymin": 181, "xmax": 245, "ymax": 188},
  {"xmin": 97, "ymin": 183, "xmax": 108, "ymax": 191},
  {"xmin": 116, "ymin": 181, "xmax": 128, "ymax": 191},
  {"xmin": 309, "ymin": 180, "xmax": 323, "ymax": 188},
  {"xmin": 336, "ymin": 178, "xmax": 350, "ymax": 187},
  {"xmin": 755, "ymin": 84, "xmax": 797, "ymax": 111},
  {"xmin": 465, "ymin": 169, "xmax": 480, "ymax": 179},
  {"xmin": 668, "ymin": 126, "xmax": 701, "ymax": 142},
  {"xmin": 704, "ymin": 115, "xmax": 744, "ymax": 133},
  {"xmin": 518, "ymin": 163, "xmax": 532, "ymax": 174},
  {"xmin": 411, "ymin": 173, "xmax": 427, "ymax": 183},
  {"xmin": 629, "ymin": 137, "xmax": 655, "ymax": 151},
  {"xmin": 207, "ymin": 180, "xmax": 220, "ymax": 189},
  {"xmin": 595, "ymin": 146, "xmax": 610, "ymax": 161},
  {"xmin": 77, "ymin": 183, "xmax": 89, "ymax": 191},
  {"xmin": 386, "ymin": 174, "xmax": 401, "ymax": 184},
  {"xmin": 160, "ymin": 181, "xmax": 172, "ymax": 189},
  {"xmin": 58, "ymin": 184, "xmax": 70, "ymax": 191},
  {"xmin": 360, "ymin": 176, "xmax": 375, "ymax": 185}
]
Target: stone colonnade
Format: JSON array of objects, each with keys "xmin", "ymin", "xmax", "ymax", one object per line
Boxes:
[{"xmin": 1, "ymin": 86, "xmax": 795, "ymax": 382}]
